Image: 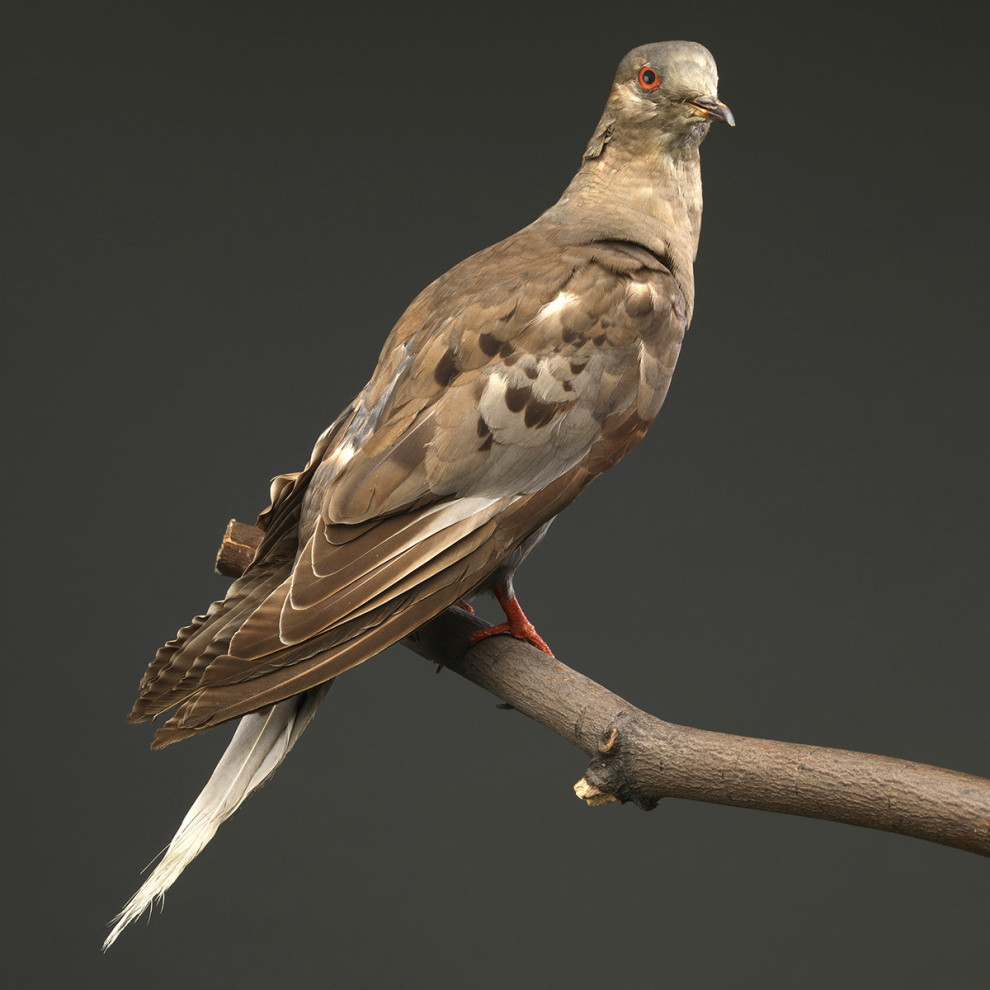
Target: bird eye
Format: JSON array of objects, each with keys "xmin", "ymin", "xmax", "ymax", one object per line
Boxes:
[{"xmin": 637, "ymin": 65, "xmax": 661, "ymax": 91}]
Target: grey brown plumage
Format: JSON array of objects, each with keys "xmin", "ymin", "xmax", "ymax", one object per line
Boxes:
[
  {"xmin": 106, "ymin": 40, "xmax": 732, "ymax": 947},
  {"xmin": 131, "ymin": 230, "xmax": 688, "ymax": 743}
]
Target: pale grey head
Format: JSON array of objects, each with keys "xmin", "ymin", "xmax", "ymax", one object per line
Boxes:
[{"xmin": 585, "ymin": 40, "xmax": 733, "ymax": 159}]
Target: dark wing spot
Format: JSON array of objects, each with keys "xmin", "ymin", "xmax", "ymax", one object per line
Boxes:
[
  {"xmin": 562, "ymin": 380, "xmax": 574, "ymax": 392},
  {"xmin": 524, "ymin": 398, "xmax": 558, "ymax": 429},
  {"xmin": 477, "ymin": 416, "xmax": 492, "ymax": 438},
  {"xmin": 499, "ymin": 341, "xmax": 515, "ymax": 358},
  {"xmin": 479, "ymin": 333, "xmax": 500, "ymax": 357},
  {"xmin": 523, "ymin": 365, "xmax": 538, "ymax": 380},
  {"xmin": 569, "ymin": 359, "xmax": 588, "ymax": 375},
  {"xmin": 434, "ymin": 348, "xmax": 459, "ymax": 387},
  {"xmin": 498, "ymin": 301, "xmax": 518, "ymax": 323},
  {"xmin": 479, "ymin": 434, "xmax": 493, "ymax": 452},
  {"xmin": 505, "ymin": 384, "xmax": 531, "ymax": 412},
  {"xmin": 593, "ymin": 333, "xmax": 607, "ymax": 346}
]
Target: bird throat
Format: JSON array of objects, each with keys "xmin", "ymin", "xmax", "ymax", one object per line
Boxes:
[{"xmin": 546, "ymin": 138, "xmax": 704, "ymax": 320}]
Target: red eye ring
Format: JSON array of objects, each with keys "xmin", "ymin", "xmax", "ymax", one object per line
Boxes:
[{"xmin": 637, "ymin": 65, "xmax": 661, "ymax": 91}]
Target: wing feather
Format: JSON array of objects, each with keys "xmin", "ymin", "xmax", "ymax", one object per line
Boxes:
[{"xmin": 130, "ymin": 229, "xmax": 689, "ymax": 745}]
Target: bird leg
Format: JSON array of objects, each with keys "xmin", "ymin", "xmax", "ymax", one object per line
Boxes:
[{"xmin": 468, "ymin": 585, "xmax": 554, "ymax": 656}]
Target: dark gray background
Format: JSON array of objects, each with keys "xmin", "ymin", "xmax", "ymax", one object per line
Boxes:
[{"xmin": 6, "ymin": 1, "xmax": 987, "ymax": 986}]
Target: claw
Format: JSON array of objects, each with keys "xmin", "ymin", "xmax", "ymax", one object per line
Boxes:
[{"xmin": 467, "ymin": 586, "xmax": 554, "ymax": 656}]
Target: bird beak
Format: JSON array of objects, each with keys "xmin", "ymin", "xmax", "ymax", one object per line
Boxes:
[{"xmin": 687, "ymin": 96, "xmax": 735, "ymax": 127}]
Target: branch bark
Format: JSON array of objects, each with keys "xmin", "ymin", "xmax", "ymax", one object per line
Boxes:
[
  {"xmin": 408, "ymin": 609, "xmax": 990, "ymax": 855},
  {"xmin": 218, "ymin": 521, "xmax": 990, "ymax": 857}
]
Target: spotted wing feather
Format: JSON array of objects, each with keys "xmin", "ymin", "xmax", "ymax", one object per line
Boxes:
[{"xmin": 130, "ymin": 227, "xmax": 688, "ymax": 746}]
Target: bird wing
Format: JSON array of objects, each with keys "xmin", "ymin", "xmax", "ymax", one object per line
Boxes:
[{"xmin": 130, "ymin": 229, "xmax": 688, "ymax": 745}]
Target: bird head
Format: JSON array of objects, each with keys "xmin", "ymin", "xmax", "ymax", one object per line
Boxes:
[{"xmin": 584, "ymin": 41, "xmax": 734, "ymax": 160}]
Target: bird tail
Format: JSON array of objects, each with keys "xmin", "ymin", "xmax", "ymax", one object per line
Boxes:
[{"xmin": 103, "ymin": 681, "xmax": 333, "ymax": 951}]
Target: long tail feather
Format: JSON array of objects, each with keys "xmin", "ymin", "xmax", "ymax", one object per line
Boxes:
[{"xmin": 103, "ymin": 682, "xmax": 333, "ymax": 950}]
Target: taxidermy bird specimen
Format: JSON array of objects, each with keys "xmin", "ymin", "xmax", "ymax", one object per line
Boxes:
[{"xmin": 105, "ymin": 41, "xmax": 733, "ymax": 948}]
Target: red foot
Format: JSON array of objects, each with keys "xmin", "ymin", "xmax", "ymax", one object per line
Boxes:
[
  {"xmin": 456, "ymin": 598, "xmax": 475, "ymax": 614},
  {"xmin": 468, "ymin": 586, "xmax": 554, "ymax": 656}
]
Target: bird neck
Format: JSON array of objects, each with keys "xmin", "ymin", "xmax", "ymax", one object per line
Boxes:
[{"xmin": 544, "ymin": 139, "xmax": 704, "ymax": 320}]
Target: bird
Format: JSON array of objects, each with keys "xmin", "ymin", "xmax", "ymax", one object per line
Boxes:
[{"xmin": 104, "ymin": 40, "xmax": 733, "ymax": 949}]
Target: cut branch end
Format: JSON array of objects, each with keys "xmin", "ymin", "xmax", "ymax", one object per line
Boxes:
[{"xmin": 574, "ymin": 777, "xmax": 620, "ymax": 806}]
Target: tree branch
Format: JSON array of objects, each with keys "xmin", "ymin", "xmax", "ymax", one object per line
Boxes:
[
  {"xmin": 218, "ymin": 521, "xmax": 990, "ymax": 857},
  {"xmin": 408, "ymin": 609, "xmax": 990, "ymax": 855}
]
